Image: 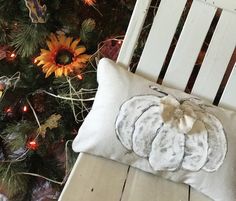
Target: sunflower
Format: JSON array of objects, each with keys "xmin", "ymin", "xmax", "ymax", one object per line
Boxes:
[{"xmin": 35, "ymin": 33, "xmax": 90, "ymax": 78}]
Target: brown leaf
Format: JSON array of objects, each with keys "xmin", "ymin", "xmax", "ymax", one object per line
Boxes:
[{"xmin": 38, "ymin": 114, "xmax": 62, "ymax": 138}]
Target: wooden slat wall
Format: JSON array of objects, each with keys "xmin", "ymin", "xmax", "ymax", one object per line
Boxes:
[
  {"xmin": 163, "ymin": 0, "xmax": 216, "ymax": 90},
  {"xmin": 135, "ymin": 0, "xmax": 187, "ymax": 82},
  {"xmin": 192, "ymin": 10, "xmax": 236, "ymax": 101}
]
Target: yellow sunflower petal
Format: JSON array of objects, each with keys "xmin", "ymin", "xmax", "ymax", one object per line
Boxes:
[
  {"xmin": 77, "ymin": 54, "xmax": 91, "ymax": 63},
  {"xmin": 36, "ymin": 54, "xmax": 51, "ymax": 61},
  {"xmin": 45, "ymin": 65, "xmax": 57, "ymax": 77},
  {"xmin": 41, "ymin": 62, "xmax": 52, "ymax": 70},
  {"xmin": 49, "ymin": 33, "xmax": 60, "ymax": 49},
  {"xmin": 55, "ymin": 68, "xmax": 63, "ymax": 77},
  {"xmin": 45, "ymin": 70, "xmax": 52, "ymax": 78},
  {"xmin": 71, "ymin": 62, "xmax": 85, "ymax": 69},
  {"xmin": 40, "ymin": 49, "xmax": 50, "ymax": 54},
  {"xmin": 42, "ymin": 65, "xmax": 52, "ymax": 73},
  {"xmin": 70, "ymin": 39, "xmax": 81, "ymax": 50},
  {"xmin": 37, "ymin": 60, "xmax": 46, "ymax": 66},
  {"xmin": 75, "ymin": 46, "xmax": 86, "ymax": 56},
  {"xmin": 42, "ymin": 67, "xmax": 49, "ymax": 73},
  {"xmin": 65, "ymin": 37, "xmax": 73, "ymax": 48},
  {"xmin": 58, "ymin": 34, "xmax": 66, "ymax": 45},
  {"xmin": 37, "ymin": 58, "xmax": 53, "ymax": 66},
  {"xmin": 45, "ymin": 68, "xmax": 56, "ymax": 78},
  {"xmin": 37, "ymin": 33, "xmax": 90, "ymax": 78},
  {"xmin": 46, "ymin": 40, "xmax": 55, "ymax": 51},
  {"xmin": 63, "ymin": 68, "xmax": 69, "ymax": 76},
  {"xmin": 50, "ymin": 33, "xmax": 58, "ymax": 43}
]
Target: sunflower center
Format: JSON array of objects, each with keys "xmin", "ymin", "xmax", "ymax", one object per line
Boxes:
[{"xmin": 55, "ymin": 49, "xmax": 74, "ymax": 65}]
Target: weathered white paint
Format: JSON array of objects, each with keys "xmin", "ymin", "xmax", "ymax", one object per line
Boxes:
[
  {"xmin": 197, "ymin": 0, "xmax": 236, "ymax": 13},
  {"xmin": 136, "ymin": 0, "xmax": 187, "ymax": 82},
  {"xmin": 163, "ymin": 0, "xmax": 216, "ymax": 90},
  {"xmin": 219, "ymin": 64, "xmax": 236, "ymax": 110},
  {"xmin": 192, "ymin": 10, "xmax": 236, "ymax": 102},
  {"xmin": 58, "ymin": 153, "xmax": 129, "ymax": 201},
  {"xmin": 117, "ymin": 0, "xmax": 152, "ymax": 67}
]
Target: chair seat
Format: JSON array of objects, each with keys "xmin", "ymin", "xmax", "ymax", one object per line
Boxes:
[{"xmin": 59, "ymin": 153, "xmax": 212, "ymax": 201}]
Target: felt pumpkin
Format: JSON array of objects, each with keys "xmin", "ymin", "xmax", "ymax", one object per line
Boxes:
[{"xmin": 115, "ymin": 92, "xmax": 227, "ymax": 172}]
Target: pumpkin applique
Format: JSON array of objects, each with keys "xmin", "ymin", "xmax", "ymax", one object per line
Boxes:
[{"xmin": 115, "ymin": 91, "xmax": 227, "ymax": 172}]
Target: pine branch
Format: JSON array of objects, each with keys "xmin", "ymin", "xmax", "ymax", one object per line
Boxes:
[
  {"xmin": 10, "ymin": 22, "xmax": 50, "ymax": 57},
  {"xmin": 2, "ymin": 121, "xmax": 35, "ymax": 158},
  {"xmin": 0, "ymin": 162, "xmax": 29, "ymax": 199},
  {"xmin": 0, "ymin": 20, "xmax": 9, "ymax": 44},
  {"xmin": 0, "ymin": 0, "xmax": 19, "ymax": 21}
]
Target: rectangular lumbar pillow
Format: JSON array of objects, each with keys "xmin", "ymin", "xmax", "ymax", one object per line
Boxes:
[{"xmin": 72, "ymin": 58, "xmax": 236, "ymax": 201}]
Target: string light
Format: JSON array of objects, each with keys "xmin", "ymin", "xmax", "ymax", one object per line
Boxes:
[
  {"xmin": 84, "ymin": 0, "xmax": 96, "ymax": 6},
  {"xmin": 117, "ymin": 40, "xmax": 122, "ymax": 45},
  {"xmin": 6, "ymin": 51, "xmax": 17, "ymax": 61},
  {"xmin": 77, "ymin": 74, "xmax": 83, "ymax": 80},
  {"xmin": 22, "ymin": 105, "xmax": 28, "ymax": 113},
  {"xmin": 10, "ymin": 52, "xmax": 16, "ymax": 58},
  {"xmin": 33, "ymin": 58, "xmax": 38, "ymax": 64},
  {"xmin": 6, "ymin": 107, "xmax": 12, "ymax": 113},
  {"xmin": 5, "ymin": 107, "xmax": 13, "ymax": 118},
  {"xmin": 27, "ymin": 140, "xmax": 39, "ymax": 150}
]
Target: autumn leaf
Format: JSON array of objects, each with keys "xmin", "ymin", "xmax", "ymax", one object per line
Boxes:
[{"xmin": 38, "ymin": 114, "xmax": 62, "ymax": 138}]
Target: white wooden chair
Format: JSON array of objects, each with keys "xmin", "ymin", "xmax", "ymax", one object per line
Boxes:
[{"xmin": 59, "ymin": 0, "xmax": 236, "ymax": 200}]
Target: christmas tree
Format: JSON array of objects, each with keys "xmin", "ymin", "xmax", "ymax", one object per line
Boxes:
[{"xmin": 0, "ymin": 0, "xmax": 134, "ymax": 200}]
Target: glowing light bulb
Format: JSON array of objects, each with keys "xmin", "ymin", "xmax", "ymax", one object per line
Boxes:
[
  {"xmin": 27, "ymin": 140, "xmax": 38, "ymax": 150},
  {"xmin": 77, "ymin": 74, "xmax": 83, "ymax": 80},
  {"xmin": 117, "ymin": 40, "xmax": 122, "ymax": 45},
  {"xmin": 22, "ymin": 105, "xmax": 28, "ymax": 112},
  {"xmin": 29, "ymin": 141, "xmax": 36, "ymax": 145},
  {"xmin": 6, "ymin": 107, "xmax": 12, "ymax": 113},
  {"xmin": 10, "ymin": 53, "xmax": 16, "ymax": 58}
]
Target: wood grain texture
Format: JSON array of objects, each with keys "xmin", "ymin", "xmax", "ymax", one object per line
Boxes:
[
  {"xmin": 121, "ymin": 167, "xmax": 189, "ymax": 201},
  {"xmin": 58, "ymin": 153, "xmax": 129, "ymax": 201}
]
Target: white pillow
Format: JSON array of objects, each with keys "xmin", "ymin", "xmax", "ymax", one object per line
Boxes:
[{"xmin": 72, "ymin": 58, "xmax": 236, "ymax": 201}]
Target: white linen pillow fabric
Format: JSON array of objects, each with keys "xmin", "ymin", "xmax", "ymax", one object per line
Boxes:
[{"xmin": 72, "ymin": 58, "xmax": 236, "ymax": 201}]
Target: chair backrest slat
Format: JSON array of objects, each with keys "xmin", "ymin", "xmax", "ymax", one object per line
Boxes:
[
  {"xmin": 198, "ymin": 0, "xmax": 236, "ymax": 13},
  {"xmin": 117, "ymin": 0, "xmax": 152, "ymax": 67},
  {"xmin": 118, "ymin": 0, "xmax": 236, "ymax": 110},
  {"xmin": 220, "ymin": 65, "xmax": 236, "ymax": 110},
  {"xmin": 163, "ymin": 0, "xmax": 216, "ymax": 90},
  {"xmin": 192, "ymin": 10, "xmax": 236, "ymax": 101},
  {"xmin": 136, "ymin": 0, "xmax": 187, "ymax": 82}
]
